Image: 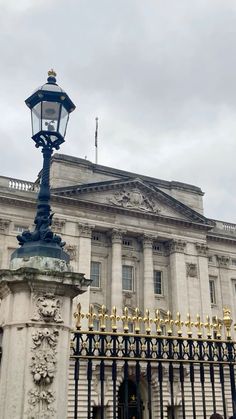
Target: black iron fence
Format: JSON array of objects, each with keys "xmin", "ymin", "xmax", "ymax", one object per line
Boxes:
[{"xmin": 71, "ymin": 305, "xmax": 236, "ymax": 419}]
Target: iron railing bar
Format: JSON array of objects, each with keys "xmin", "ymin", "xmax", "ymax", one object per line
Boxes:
[
  {"xmin": 179, "ymin": 363, "xmax": 186, "ymax": 419},
  {"xmin": 158, "ymin": 362, "xmax": 164, "ymax": 419},
  {"xmin": 200, "ymin": 363, "xmax": 207, "ymax": 419},
  {"xmin": 219, "ymin": 363, "xmax": 227, "ymax": 419},
  {"xmin": 190, "ymin": 363, "xmax": 196, "ymax": 419}
]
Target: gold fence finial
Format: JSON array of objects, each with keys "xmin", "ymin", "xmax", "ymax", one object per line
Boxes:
[
  {"xmin": 185, "ymin": 313, "xmax": 193, "ymax": 337},
  {"xmin": 143, "ymin": 309, "xmax": 152, "ymax": 334},
  {"xmin": 133, "ymin": 308, "xmax": 142, "ymax": 333},
  {"xmin": 175, "ymin": 312, "xmax": 183, "ymax": 337},
  {"xmin": 86, "ymin": 304, "xmax": 97, "ymax": 331},
  {"xmin": 110, "ymin": 306, "xmax": 118, "ymax": 332},
  {"xmin": 121, "ymin": 307, "xmax": 131, "ymax": 333},
  {"xmin": 73, "ymin": 303, "xmax": 84, "ymax": 330},
  {"xmin": 165, "ymin": 311, "xmax": 173, "ymax": 336},
  {"xmin": 154, "ymin": 309, "xmax": 162, "ymax": 335},
  {"xmin": 205, "ymin": 315, "xmax": 212, "ymax": 339},
  {"xmin": 213, "ymin": 315, "xmax": 222, "ymax": 340},
  {"xmin": 223, "ymin": 307, "xmax": 233, "ymax": 340},
  {"xmin": 195, "ymin": 314, "xmax": 203, "ymax": 338},
  {"xmin": 98, "ymin": 305, "xmax": 108, "ymax": 331}
]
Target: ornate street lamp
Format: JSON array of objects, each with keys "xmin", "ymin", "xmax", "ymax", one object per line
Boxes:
[{"xmin": 11, "ymin": 70, "xmax": 75, "ymax": 263}]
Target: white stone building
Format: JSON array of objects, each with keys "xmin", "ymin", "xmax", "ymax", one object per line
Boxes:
[{"xmin": 0, "ymin": 153, "xmax": 235, "ymax": 418}]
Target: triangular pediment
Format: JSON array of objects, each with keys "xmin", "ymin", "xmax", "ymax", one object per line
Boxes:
[{"xmin": 52, "ymin": 178, "xmax": 211, "ymax": 226}]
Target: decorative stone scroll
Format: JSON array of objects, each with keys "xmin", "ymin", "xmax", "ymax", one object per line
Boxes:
[
  {"xmin": 32, "ymin": 293, "xmax": 63, "ymax": 323},
  {"xmin": 186, "ymin": 263, "xmax": 198, "ymax": 278},
  {"xmin": 108, "ymin": 187, "xmax": 160, "ymax": 214}
]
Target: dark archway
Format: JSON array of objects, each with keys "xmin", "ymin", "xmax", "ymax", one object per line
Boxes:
[{"xmin": 118, "ymin": 380, "xmax": 143, "ymax": 419}]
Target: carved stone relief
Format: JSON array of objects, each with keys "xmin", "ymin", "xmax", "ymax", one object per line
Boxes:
[
  {"xmin": 186, "ymin": 263, "xmax": 198, "ymax": 278},
  {"xmin": 27, "ymin": 328, "xmax": 58, "ymax": 418},
  {"xmin": 108, "ymin": 187, "xmax": 160, "ymax": 213},
  {"xmin": 32, "ymin": 294, "xmax": 63, "ymax": 323},
  {"xmin": 64, "ymin": 244, "xmax": 76, "ymax": 261}
]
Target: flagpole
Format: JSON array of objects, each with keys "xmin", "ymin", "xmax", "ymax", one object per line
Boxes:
[{"xmin": 95, "ymin": 117, "xmax": 98, "ymax": 164}]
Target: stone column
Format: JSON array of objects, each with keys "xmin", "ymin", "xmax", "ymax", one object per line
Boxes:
[
  {"xmin": 169, "ymin": 239, "xmax": 188, "ymax": 318},
  {"xmin": 0, "ymin": 266, "xmax": 89, "ymax": 419},
  {"xmin": 111, "ymin": 229, "xmax": 123, "ymax": 311},
  {"xmin": 77, "ymin": 223, "xmax": 94, "ymax": 324},
  {"xmin": 196, "ymin": 243, "xmax": 212, "ymax": 321},
  {"xmin": 143, "ymin": 235, "xmax": 155, "ymax": 314}
]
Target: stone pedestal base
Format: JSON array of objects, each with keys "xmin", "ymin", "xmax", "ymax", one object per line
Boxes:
[{"xmin": 0, "ymin": 267, "xmax": 90, "ymax": 419}]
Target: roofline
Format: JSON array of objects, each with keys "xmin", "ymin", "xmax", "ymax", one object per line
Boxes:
[{"xmin": 52, "ymin": 153, "xmax": 204, "ymax": 195}]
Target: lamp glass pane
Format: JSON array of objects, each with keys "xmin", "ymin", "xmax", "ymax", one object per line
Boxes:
[
  {"xmin": 31, "ymin": 103, "xmax": 41, "ymax": 135},
  {"xmin": 41, "ymin": 101, "xmax": 60, "ymax": 134},
  {"xmin": 59, "ymin": 105, "xmax": 69, "ymax": 137}
]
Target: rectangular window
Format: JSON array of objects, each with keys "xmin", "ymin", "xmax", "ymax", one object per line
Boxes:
[
  {"xmin": 14, "ymin": 224, "xmax": 28, "ymax": 233},
  {"xmin": 122, "ymin": 265, "xmax": 133, "ymax": 291},
  {"xmin": 154, "ymin": 270, "xmax": 163, "ymax": 295},
  {"xmin": 209, "ymin": 279, "xmax": 216, "ymax": 304},
  {"xmin": 122, "ymin": 239, "xmax": 133, "ymax": 247},
  {"xmin": 90, "ymin": 261, "xmax": 101, "ymax": 288}
]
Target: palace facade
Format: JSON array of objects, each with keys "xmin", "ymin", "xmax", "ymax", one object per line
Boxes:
[{"xmin": 0, "ymin": 153, "xmax": 236, "ymax": 418}]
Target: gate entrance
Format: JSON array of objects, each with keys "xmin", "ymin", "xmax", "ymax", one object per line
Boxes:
[
  {"xmin": 118, "ymin": 380, "xmax": 143, "ymax": 419},
  {"xmin": 72, "ymin": 304, "xmax": 236, "ymax": 419}
]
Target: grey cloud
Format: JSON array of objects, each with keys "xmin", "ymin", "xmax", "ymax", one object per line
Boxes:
[{"xmin": 1, "ymin": 0, "xmax": 236, "ymax": 220}]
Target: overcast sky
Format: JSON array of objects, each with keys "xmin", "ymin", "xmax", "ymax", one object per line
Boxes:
[{"xmin": 1, "ymin": 0, "xmax": 236, "ymax": 221}]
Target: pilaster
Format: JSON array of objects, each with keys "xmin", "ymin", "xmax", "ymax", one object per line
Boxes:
[
  {"xmin": 111, "ymin": 229, "xmax": 124, "ymax": 310},
  {"xmin": 142, "ymin": 235, "xmax": 155, "ymax": 314},
  {"xmin": 77, "ymin": 223, "xmax": 94, "ymax": 325},
  {"xmin": 168, "ymin": 239, "xmax": 188, "ymax": 317},
  {"xmin": 195, "ymin": 242, "xmax": 211, "ymax": 320}
]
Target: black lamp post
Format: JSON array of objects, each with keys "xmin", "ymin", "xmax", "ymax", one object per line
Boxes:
[{"xmin": 11, "ymin": 70, "xmax": 75, "ymax": 263}]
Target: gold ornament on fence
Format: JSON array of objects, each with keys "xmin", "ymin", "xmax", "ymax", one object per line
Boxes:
[{"xmin": 73, "ymin": 304, "xmax": 235, "ymax": 341}]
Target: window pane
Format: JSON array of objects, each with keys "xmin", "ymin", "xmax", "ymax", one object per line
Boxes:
[
  {"xmin": 209, "ymin": 280, "xmax": 216, "ymax": 304},
  {"xmin": 154, "ymin": 270, "xmax": 162, "ymax": 295},
  {"xmin": 122, "ymin": 265, "xmax": 133, "ymax": 291},
  {"xmin": 91, "ymin": 261, "xmax": 101, "ymax": 287}
]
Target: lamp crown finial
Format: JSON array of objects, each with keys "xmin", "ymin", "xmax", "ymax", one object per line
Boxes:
[{"xmin": 48, "ymin": 69, "xmax": 57, "ymax": 77}]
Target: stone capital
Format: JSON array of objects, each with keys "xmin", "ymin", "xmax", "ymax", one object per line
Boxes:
[
  {"xmin": 216, "ymin": 254, "xmax": 230, "ymax": 268},
  {"xmin": 0, "ymin": 218, "xmax": 10, "ymax": 233},
  {"xmin": 168, "ymin": 239, "xmax": 186, "ymax": 254},
  {"xmin": 52, "ymin": 217, "xmax": 66, "ymax": 233},
  {"xmin": 0, "ymin": 267, "xmax": 90, "ymax": 302},
  {"xmin": 77, "ymin": 223, "xmax": 94, "ymax": 238},
  {"xmin": 142, "ymin": 234, "xmax": 154, "ymax": 249},
  {"xmin": 111, "ymin": 229, "xmax": 125, "ymax": 244},
  {"xmin": 195, "ymin": 242, "xmax": 208, "ymax": 257}
]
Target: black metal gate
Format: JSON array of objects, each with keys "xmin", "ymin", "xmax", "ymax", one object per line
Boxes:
[{"xmin": 71, "ymin": 305, "xmax": 236, "ymax": 419}]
